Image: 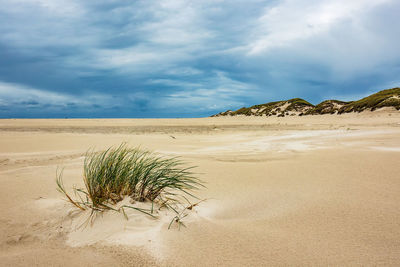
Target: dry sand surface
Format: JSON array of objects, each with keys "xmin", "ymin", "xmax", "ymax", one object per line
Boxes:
[{"xmin": 1, "ymin": 111, "xmax": 400, "ymax": 266}]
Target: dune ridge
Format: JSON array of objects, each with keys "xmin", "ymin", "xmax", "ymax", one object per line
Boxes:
[{"xmin": 213, "ymin": 87, "xmax": 400, "ymax": 117}]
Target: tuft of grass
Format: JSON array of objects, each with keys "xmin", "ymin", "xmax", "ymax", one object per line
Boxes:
[
  {"xmin": 168, "ymin": 207, "xmax": 188, "ymax": 230},
  {"xmin": 57, "ymin": 144, "xmax": 204, "ymax": 225}
]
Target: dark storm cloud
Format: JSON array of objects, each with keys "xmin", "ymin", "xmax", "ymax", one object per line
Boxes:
[{"xmin": 0, "ymin": 0, "xmax": 399, "ymax": 118}]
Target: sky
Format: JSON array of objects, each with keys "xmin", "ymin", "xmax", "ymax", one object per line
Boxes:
[{"xmin": 0, "ymin": 0, "xmax": 399, "ymax": 118}]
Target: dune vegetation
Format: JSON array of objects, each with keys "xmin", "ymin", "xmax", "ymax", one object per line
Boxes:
[
  {"xmin": 338, "ymin": 87, "xmax": 400, "ymax": 113},
  {"xmin": 56, "ymin": 144, "xmax": 204, "ymax": 227},
  {"xmin": 213, "ymin": 87, "xmax": 400, "ymax": 117},
  {"xmin": 306, "ymin": 100, "xmax": 349, "ymax": 115},
  {"xmin": 214, "ymin": 98, "xmax": 314, "ymax": 117}
]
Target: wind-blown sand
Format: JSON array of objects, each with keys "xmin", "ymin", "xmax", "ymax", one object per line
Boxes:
[{"xmin": 1, "ymin": 111, "xmax": 400, "ymax": 266}]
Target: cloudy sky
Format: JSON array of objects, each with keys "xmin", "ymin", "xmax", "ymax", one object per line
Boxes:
[{"xmin": 0, "ymin": 0, "xmax": 399, "ymax": 118}]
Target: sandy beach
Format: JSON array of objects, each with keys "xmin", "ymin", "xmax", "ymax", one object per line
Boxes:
[{"xmin": 1, "ymin": 112, "xmax": 400, "ymax": 266}]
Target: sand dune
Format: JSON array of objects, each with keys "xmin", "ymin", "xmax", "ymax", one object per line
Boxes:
[{"xmin": 1, "ymin": 113, "xmax": 400, "ymax": 266}]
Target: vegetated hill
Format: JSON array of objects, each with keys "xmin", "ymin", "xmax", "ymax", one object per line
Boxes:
[
  {"xmin": 338, "ymin": 87, "xmax": 400, "ymax": 114},
  {"xmin": 305, "ymin": 100, "xmax": 349, "ymax": 115},
  {"xmin": 212, "ymin": 98, "xmax": 314, "ymax": 117},
  {"xmin": 212, "ymin": 87, "xmax": 400, "ymax": 117}
]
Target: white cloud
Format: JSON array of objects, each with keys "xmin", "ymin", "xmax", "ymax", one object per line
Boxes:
[
  {"xmin": 0, "ymin": 81, "xmax": 76, "ymax": 104},
  {"xmin": 164, "ymin": 67, "xmax": 204, "ymax": 76},
  {"xmin": 248, "ymin": 0, "xmax": 392, "ymax": 54},
  {"xmin": 241, "ymin": 0, "xmax": 400, "ymax": 83},
  {"xmin": 148, "ymin": 79, "xmax": 202, "ymax": 88},
  {"xmin": 158, "ymin": 72, "xmax": 256, "ymax": 111},
  {"xmin": 79, "ymin": 1, "xmax": 216, "ymax": 73},
  {"xmin": 0, "ymin": 0, "xmax": 90, "ymax": 50},
  {"xmin": 0, "ymin": 81, "xmax": 114, "ymax": 108},
  {"xmin": 139, "ymin": 1, "xmax": 213, "ymax": 47}
]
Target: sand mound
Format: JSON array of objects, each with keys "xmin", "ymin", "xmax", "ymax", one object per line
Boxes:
[{"xmin": 33, "ymin": 197, "xmax": 208, "ymax": 259}]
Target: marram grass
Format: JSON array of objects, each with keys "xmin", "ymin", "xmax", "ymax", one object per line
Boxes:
[{"xmin": 56, "ymin": 144, "xmax": 204, "ymax": 226}]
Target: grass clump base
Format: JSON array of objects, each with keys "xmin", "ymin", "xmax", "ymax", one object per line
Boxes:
[{"xmin": 57, "ymin": 144, "xmax": 204, "ymax": 228}]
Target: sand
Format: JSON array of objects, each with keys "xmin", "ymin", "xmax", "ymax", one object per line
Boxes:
[{"xmin": 0, "ymin": 111, "xmax": 400, "ymax": 266}]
